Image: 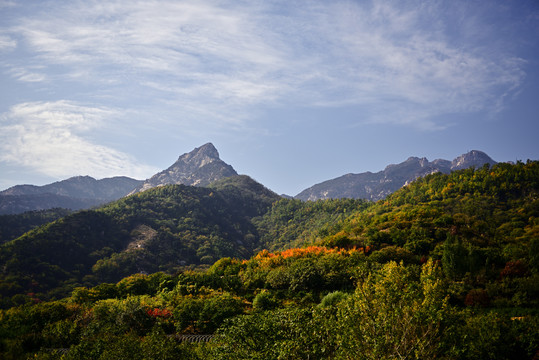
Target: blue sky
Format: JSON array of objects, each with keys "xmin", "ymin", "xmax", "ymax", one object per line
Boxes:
[{"xmin": 1, "ymin": 0, "xmax": 538, "ymax": 196}]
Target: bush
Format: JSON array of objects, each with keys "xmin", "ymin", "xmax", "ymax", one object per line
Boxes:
[
  {"xmin": 319, "ymin": 291, "xmax": 348, "ymax": 308},
  {"xmin": 253, "ymin": 290, "xmax": 277, "ymax": 311}
]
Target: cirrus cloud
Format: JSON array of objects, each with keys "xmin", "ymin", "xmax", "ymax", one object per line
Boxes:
[{"xmin": 1, "ymin": 0, "xmax": 527, "ymax": 130}]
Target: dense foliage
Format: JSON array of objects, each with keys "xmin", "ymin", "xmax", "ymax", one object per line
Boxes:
[
  {"xmin": 320, "ymin": 161, "xmax": 539, "ymax": 311},
  {"xmin": 253, "ymin": 198, "xmax": 370, "ymax": 251},
  {"xmin": 0, "ymin": 176, "xmax": 281, "ymax": 307},
  {"xmin": 1, "ymin": 257, "xmax": 536, "ymax": 359},
  {"xmin": 0, "ymin": 161, "xmax": 537, "ymax": 358},
  {"xmin": 0, "ymin": 175, "xmax": 373, "ymax": 308},
  {"xmin": 0, "ymin": 208, "xmax": 71, "ymax": 245}
]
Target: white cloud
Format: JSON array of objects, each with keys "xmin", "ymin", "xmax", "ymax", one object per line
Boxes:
[
  {"xmin": 1, "ymin": 0, "xmax": 529, "ymax": 130},
  {"xmin": 0, "ymin": 34, "xmax": 16, "ymax": 51},
  {"xmin": 0, "ymin": 101, "xmax": 158, "ymax": 179},
  {"xmin": 7, "ymin": 67, "xmax": 46, "ymax": 82}
]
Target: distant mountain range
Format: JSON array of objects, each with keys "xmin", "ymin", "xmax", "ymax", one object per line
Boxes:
[
  {"xmin": 0, "ymin": 176, "xmax": 142, "ymax": 214},
  {"xmin": 0, "ymin": 143, "xmax": 237, "ymax": 215},
  {"xmin": 295, "ymin": 150, "xmax": 497, "ymax": 201},
  {"xmin": 0, "ymin": 144, "xmax": 498, "ymax": 214}
]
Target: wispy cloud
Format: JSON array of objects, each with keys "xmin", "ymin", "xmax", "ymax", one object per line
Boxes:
[
  {"xmin": 7, "ymin": 66, "xmax": 47, "ymax": 82},
  {"xmin": 0, "ymin": 33, "xmax": 16, "ymax": 51},
  {"xmin": 288, "ymin": 0, "xmax": 527, "ymax": 128},
  {"xmin": 0, "ymin": 101, "xmax": 158, "ymax": 179},
  {"xmin": 1, "ymin": 0, "xmax": 530, "ymax": 131}
]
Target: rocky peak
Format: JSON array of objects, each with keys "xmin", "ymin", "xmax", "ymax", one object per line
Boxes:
[
  {"xmin": 132, "ymin": 143, "xmax": 238, "ymax": 194},
  {"xmin": 418, "ymin": 157, "xmax": 429, "ymax": 167},
  {"xmin": 451, "ymin": 150, "xmax": 496, "ymax": 170},
  {"xmin": 177, "ymin": 142, "xmax": 220, "ymax": 166}
]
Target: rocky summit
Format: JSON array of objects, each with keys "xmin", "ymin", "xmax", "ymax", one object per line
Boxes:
[
  {"xmin": 131, "ymin": 143, "xmax": 238, "ymax": 194},
  {"xmin": 294, "ymin": 150, "xmax": 497, "ymax": 202}
]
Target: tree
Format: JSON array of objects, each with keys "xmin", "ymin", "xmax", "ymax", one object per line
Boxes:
[{"xmin": 336, "ymin": 259, "xmax": 449, "ymax": 359}]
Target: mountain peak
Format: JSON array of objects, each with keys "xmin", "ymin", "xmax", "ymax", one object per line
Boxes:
[
  {"xmin": 132, "ymin": 143, "xmax": 237, "ymax": 193},
  {"xmin": 197, "ymin": 142, "xmax": 219, "ymax": 157},
  {"xmin": 451, "ymin": 150, "xmax": 496, "ymax": 170},
  {"xmin": 179, "ymin": 142, "xmax": 220, "ymax": 162},
  {"xmin": 175, "ymin": 142, "xmax": 220, "ymax": 170}
]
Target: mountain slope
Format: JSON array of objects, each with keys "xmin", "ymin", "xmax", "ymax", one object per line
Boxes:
[
  {"xmin": 131, "ymin": 143, "xmax": 237, "ymax": 194},
  {"xmin": 252, "ymin": 197, "xmax": 371, "ymax": 251},
  {"xmin": 295, "ymin": 150, "xmax": 496, "ymax": 201},
  {"xmin": 0, "ymin": 193, "xmax": 100, "ymax": 215},
  {"xmin": 319, "ymin": 161, "xmax": 539, "ymax": 266}
]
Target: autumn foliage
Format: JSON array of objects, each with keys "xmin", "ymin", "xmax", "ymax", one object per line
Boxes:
[
  {"xmin": 146, "ymin": 308, "xmax": 172, "ymax": 318},
  {"xmin": 252, "ymin": 245, "xmax": 370, "ymax": 267}
]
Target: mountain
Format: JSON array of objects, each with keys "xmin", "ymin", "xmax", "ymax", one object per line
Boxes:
[
  {"xmin": 295, "ymin": 150, "xmax": 497, "ymax": 201},
  {"xmin": 1, "ymin": 161, "xmax": 537, "ymax": 359},
  {"xmin": 450, "ymin": 149, "xmax": 497, "ymax": 170},
  {"xmin": 1, "ymin": 175, "xmax": 142, "ymax": 199},
  {"xmin": 0, "ymin": 146, "xmax": 499, "ymax": 214},
  {"xmin": 0, "ymin": 176, "xmax": 143, "ymax": 215},
  {"xmin": 0, "ymin": 143, "xmax": 237, "ymax": 214},
  {"xmin": 131, "ymin": 142, "xmax": 238, "ymax": 194},
  {"xmin": 0, "ymin": 175, "xmax": 281, "ymax": 304}
]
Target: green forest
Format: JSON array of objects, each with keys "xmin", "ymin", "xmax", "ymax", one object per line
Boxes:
[{"xmin": 0, "ymin": 161, "xmax": 537, "ymax": 359}]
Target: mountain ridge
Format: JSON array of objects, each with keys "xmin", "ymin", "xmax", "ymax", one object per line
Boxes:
[
  {"xmin": 295, "ymin": 150, "xmax": 497, "ymax": 201},
  {"xmin": 0, "ymin": 176, "xmax": 143, "ymax": 214},
  {"xmin": 1, "ymin": 146, "xmax": 499, "ymax": 214}
]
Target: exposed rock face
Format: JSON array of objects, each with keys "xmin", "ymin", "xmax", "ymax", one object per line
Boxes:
[
  {"xmin": 451, "ymin": 150, "xmax": 497, "ymax": 170},
  {"xmin": 0, "ymin": 176, "xmax": 143, "ymax": 214},
  {"xmin": 126, "ymin": 225, "xmax": 158, "ymax": 252},
  {"xmin": 295, "ymin": 150, "xmax": 496, "ymax": 202},
  {"xmin": 131, "ymin": 143, "xmax": 238, "ymax": 194}
]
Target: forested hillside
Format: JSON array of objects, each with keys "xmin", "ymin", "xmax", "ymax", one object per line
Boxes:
[
  {"xmin": 253, "ymin": 198, "xmax": 370, "ymax": 251},
  {"xmin": 321, "ymin": 161, "xmax": 539, "ymax": 279},
  {"xmin": 0, "ymin": 176, "xmax": 279, "ymax": 306},
  {"xmin": 0, "ymin": 208, "xmax": 71, "ymax": 244},
  {"xmin": 0, "ymin": 175, "xmax": 368, "ymax": 308},
  {"xmin": 0, "ymin": 161, "xmax": 537, "ymax": 359}
]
